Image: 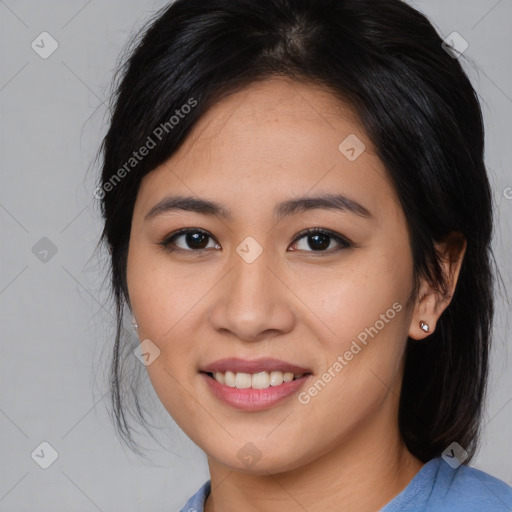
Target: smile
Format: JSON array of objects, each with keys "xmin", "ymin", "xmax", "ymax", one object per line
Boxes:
[
  {"xmin": 208, "ymin": 370, "xmax": 304, "ymax": 389},
  {"xmin": 200, "ymin": 358, "xmax": 312, "ymax": 410}
]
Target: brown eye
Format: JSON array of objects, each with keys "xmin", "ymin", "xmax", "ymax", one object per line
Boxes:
[
  {"xmin": 290, "ymin": 228, "xmax": 351, "ymax": 253},
  {"xmin": 160, "ymin": 228, "xmax": 220, "ymax": 252}
]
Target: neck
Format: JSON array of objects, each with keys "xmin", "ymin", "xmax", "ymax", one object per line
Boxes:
[{"xmin": 204, "ymin": 404, "xmax": 424, "ymax": 512}]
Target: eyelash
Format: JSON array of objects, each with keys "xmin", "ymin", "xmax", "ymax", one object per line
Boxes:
[{"xmin": 158, "ymin": 227, "xmax": 352, "ymax": 255}]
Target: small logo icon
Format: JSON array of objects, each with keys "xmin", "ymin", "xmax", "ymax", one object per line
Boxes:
[
  {"xmin": 338, "ymin": 134, "xmax": 366, "ymax": 161},
  {"xmin": 31, "ymin": 32, "xmax": 59, "ymax": 59},
  {"xmin": 133, "ymin": 339, "xmax": 161, "ymax": 366},
  {"xmin": 31, "ymin": 441, "xmax": 59, "ymax": 469},
  {"xmin": 236, "ymin": 236, "xmax": 263, "ymax": 264},
  {"xmin": 442, "ymin": 32, "xmax": 468, "ymax": 58},
  {"xmin": 442, "ymin": 441, "xmax": 468, "ymax": 469},
  {"xmin": 32, "ymin": 237, "xmax": 58, "ymax": 263},
  {"xmin": 237, "ymin": 442, "xmax": 262, "ymax": 468}
]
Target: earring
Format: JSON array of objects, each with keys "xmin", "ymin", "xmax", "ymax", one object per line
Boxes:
[
  {"xmin": 131, "ymin": 316, "xmax": 138, "ymax": 331},
  {"xmin": 419, "ymin": 320, "xmax": 429, "ymax": 333}
]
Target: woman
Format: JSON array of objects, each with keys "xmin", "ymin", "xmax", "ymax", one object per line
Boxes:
[{"xmin": 97, "ymin": 0, "xmax": 512, "ymax": 510}]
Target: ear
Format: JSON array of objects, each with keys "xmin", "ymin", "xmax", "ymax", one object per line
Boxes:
[{"xmin": 408, "ymin": 232, "xmax": 466, "ymax": 340}]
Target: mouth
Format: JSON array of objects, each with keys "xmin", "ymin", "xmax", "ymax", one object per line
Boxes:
[
  {"xmin": 200, "ymin": 358, "xmax": 312, "ymax": 410},
  {"xmin": 203, "ymin": 370, "xmax": 306, "ymax": 389}
]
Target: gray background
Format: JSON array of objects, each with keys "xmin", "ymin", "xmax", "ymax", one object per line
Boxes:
[{"xmin": 0, "ymin": 0, "xmax": 510, "ymax": 510}]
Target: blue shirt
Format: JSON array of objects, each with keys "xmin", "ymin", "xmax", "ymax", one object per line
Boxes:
[{"xmin": 178, "ymin": 457, "xmax": 512, "ymax": 511}]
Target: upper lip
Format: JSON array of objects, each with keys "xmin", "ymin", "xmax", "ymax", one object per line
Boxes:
[{"xmin": 201, "ymin": 358, "xmax": 311, "ymax": 375}]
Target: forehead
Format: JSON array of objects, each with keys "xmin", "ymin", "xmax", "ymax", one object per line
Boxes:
[
  {"xmin": 135, "ymin": 76, "xmax": 401, "ymax": 221},
  {"xmin": 206, "ymin": 76, "xmax": 354, "ymax": 121},
  {"xmin": 184, "ymin": 76, "xmax": 364, "ymax": 154}
]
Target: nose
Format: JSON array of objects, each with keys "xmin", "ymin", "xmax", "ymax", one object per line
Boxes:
[{"xmin": 209, "ymin": 246, "xmax": 295, "ymax": 342}]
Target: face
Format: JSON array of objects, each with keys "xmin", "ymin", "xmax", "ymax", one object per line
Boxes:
[{"xmin": 126, "ymin": 77, "xmax": 418, "ymax": 475}]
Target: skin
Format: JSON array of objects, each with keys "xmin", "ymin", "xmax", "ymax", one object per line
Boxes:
[{"xmin": 126, "ymin": 76, "xmax": 466, "ymax": 512}]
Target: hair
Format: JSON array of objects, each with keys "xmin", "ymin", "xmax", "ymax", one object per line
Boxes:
[{"xmin": 98, "ymin": 0, "xmax": 495, "ymax": 463}]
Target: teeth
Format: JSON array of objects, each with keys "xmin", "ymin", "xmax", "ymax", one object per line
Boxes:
[
  {"xmin": 210, "ymin": 370, "xmax": 303, "ymax": 388},
  {"xmin": 251, "ymin": 371, "xmax": 270, "ymax": 389},
  {"xmin": 224, "ymin": 371, "xmax": 236, "ymax": 387},
  {"xmin": 235, "ymin": 372, "xmax": 252, "ymax": 389},
  {"xmin": 283, "ymin": 372, "xmax": 294, "ymax": 382},
  {"xmin": 269, "ymin": 371, "xmax": 283, "ymax": 386}
]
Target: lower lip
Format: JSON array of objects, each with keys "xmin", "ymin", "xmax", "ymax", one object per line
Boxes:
[{"xmin": 202, "ymin": 373, "xmax": 310, "ymax": 411}]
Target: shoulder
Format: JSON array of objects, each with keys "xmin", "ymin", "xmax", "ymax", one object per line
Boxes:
[
  {"xmin": 178, "ymin": 481, "xmax": 211, "ymax": 512},
  {"xmin": 432, "ymin": 459, "xmax": 512, "ymax": 510},
  {"xmin": 382, "ymin": 457, "xmax": 512, "ymax": 512}
]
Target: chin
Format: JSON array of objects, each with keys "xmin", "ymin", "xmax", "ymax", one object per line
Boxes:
[{"xmin": 203, "ymin": 436, "xmax": 316, "ymax": 476}]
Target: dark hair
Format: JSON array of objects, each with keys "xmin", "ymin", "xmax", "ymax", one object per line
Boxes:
[{"xmin": 98, "ymin": 0, "xmax": 495, "ymax": 462}]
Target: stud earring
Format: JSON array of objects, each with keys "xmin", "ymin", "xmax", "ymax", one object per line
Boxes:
[
  {"xmin": 131, "ymin": 316, "xmax": 138, "ymax": 331},
  {"xmin": 419, "ymin": 320, "xmax": 429, "ymax": 333}
]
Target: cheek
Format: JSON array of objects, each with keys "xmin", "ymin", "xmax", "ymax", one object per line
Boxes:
[
  {"xmin": 126, "ymin": 243, "xmax": 215, "ymax": 416},
  {"xmin": 294, "ymin": 243, "xmax": 414, "ymax": 418},
  {"xmin": 127, "ymin": 248, "xmax": 206, "ymax": 433},
  {"xmin": 294, "ymin": 244, "xmax": 413, "ymax": 348},
  {"xmin": 127, "ymin": 242, "xmax": 210, "ymax": 342}
]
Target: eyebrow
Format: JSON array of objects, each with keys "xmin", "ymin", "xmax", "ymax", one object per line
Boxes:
[{"xmin": 144, "ymin": 193, "xmax": 372, "ymax": 222}]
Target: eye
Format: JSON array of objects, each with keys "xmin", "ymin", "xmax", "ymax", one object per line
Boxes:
[
  {"xmin": 159, "ymin": 227, "xmax": 351, "ymax": 254},
  {"xmin": 159, "ymin": 228, "xmax": 220, "ymax": 253},
  {"xmin": 289, "ymin": 228, "xmax": 351, "ymax": 253}
]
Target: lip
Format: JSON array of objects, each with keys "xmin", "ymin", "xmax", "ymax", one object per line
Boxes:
[
  {"xmin": 200, "ymin": 358, "xmax": 312, "ymax": 411},
  {"xmin": 201, "ymin": 357, "xmax": 311, "ymax": 375},
  {"xmin": 202, "ymin": 373, "xmax": 311, "ymax": 411}
]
